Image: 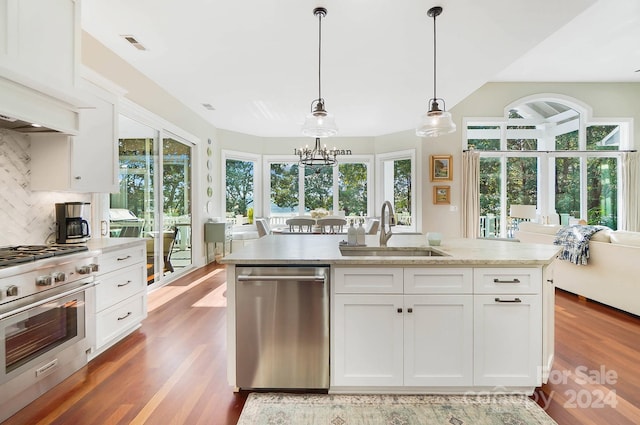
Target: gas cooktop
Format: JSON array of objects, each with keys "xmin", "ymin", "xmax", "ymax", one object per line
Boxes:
[{"xmin": 0, "ymin": 245, "xmax": 89, "ymax": 268}]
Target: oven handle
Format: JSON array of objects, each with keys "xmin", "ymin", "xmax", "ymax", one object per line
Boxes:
[{"xmin": 0, "ymin": 281, "xmax": 93, "ymax": 321}]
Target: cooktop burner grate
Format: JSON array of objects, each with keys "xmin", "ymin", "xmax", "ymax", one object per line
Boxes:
[{"xmin": 0, "ymin": 245, "xmax": 89, "ymax": 268}]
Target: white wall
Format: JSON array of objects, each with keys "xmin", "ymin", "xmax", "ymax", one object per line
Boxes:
[{"xmin": 81, "ymin": 32, "xmax": 220, "ymax": 266}]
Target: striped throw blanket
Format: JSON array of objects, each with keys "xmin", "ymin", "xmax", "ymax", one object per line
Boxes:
[{"xmin": 553, "ymin": 225, "xmax": 605, "ymax": 265}]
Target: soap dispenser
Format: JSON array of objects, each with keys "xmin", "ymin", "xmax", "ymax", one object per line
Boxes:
[
  {"xmin": 347, "ymin": 220, "xmax": 357, "ymax": 245},
  {"xmin": 356, "ymin": 219, "xmax": 365, "ymax": 245}
]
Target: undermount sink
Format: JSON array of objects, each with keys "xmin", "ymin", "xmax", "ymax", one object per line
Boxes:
[{"xmin": 339, "ymin": 246, "xmax": 448, "ymax": 257}]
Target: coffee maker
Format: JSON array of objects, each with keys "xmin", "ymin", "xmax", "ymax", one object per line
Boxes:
[{"xmin": 55, "ymin": 202, "xmax": 91, "ymax": 244}]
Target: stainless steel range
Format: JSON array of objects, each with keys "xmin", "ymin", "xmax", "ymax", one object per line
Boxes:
[{"xmin": 0, "ymin": 245, "xmax": 98, "ymax": 422}]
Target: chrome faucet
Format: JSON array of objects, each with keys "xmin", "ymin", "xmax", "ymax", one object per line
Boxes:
[{"xmin": 379, "ymin": 201, "xmax": 395, "ymax": 247}]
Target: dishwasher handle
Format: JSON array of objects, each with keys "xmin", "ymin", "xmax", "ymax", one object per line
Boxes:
[{"xmin": 237, "ymin": 274, "xmax": 326, "ymax": 282}]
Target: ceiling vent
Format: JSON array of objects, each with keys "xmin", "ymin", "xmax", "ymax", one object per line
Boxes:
[{"xmin": 121, "ymin": 35, "xmax": 147, "ymax": 51}]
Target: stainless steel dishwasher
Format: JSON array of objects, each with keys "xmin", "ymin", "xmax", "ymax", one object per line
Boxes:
[{"xmin": 235, "ymin": 265, "xmax": 329, "ymax": 389}]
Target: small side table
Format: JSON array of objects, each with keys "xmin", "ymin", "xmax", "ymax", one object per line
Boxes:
[{"xmin": 204, "ymin": 222, "xmax": 232, "ymax": 263}]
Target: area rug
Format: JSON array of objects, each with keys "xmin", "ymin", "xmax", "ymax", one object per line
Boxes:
[{"xmin": 237, "ymin": 393, "xmax": 557, "ymax": 425}]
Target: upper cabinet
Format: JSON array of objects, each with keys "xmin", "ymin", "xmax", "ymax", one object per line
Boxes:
[
  {"xmin": 30, "ymin": 74, "xmax": 122, "ymax": 193},
  {"xmin": 0, "ymin": 0, "xmax": 80, "ymax": 93},
  {"xmin": 0, "ymin": 0, "xmax": 81, "ymax": 133}
]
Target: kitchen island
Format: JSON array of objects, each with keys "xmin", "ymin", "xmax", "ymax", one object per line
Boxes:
[{"xmin": 222, "ymin": 234, "xmax": 559, "ymax": 395}]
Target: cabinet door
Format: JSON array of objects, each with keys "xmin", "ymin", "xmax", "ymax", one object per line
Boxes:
[
  {"xmin": 474, "ymin": 268, "xmax": 541, "ymax": 294},
  {"xmin": 474, "ymin": 294, "xmax": 542, "ymax": 387},
  {"xmin": 0, "ymin": 0, "xmax": 79, "ymax": 90},
  {"xmin": 404, "ymin": 295, "xmax": 473, "ymax": 386},
  {"xmin": 71, "ymin": 83, "xmax": 119, "ymax": 192},
  {"xmin": 404, "ymin": 268, "xmax": 472, "ymax": 294},
  {"xmin": 334, "ymin": 267, "xmax": 403, "ymax": 294},
  {"xmin": 333, "ymin": 294, "xmax": 403, "ymax": 387}
]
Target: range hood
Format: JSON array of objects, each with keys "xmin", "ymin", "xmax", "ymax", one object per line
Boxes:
[
  {"xmin": 0, "ymin": 114, "xmax": 62, "ymax": 133},
  {"xmin": 0, "ymin": 75, "xmax": 80, "ymax": 135}
]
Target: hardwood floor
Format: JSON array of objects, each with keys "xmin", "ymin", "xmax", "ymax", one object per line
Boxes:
[{"xmin": 2, "ymin": 264, "xmax": 639, "ymax": 424}]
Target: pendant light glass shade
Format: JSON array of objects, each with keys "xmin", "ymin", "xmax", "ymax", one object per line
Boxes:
[
  {"xmin": 301, "ymin": 7, "xmax": 338, "ymax": 138},
  {"xmin": 416, "ymin": 6, "xmax": 456, "ymax": 138},
  {"xmin": 302, "ymin": 99, "xmax": 338, "ymax": 138},
  {"xmin": 416, "ymin": 98, "xmax": 456, "ymax": 137}
]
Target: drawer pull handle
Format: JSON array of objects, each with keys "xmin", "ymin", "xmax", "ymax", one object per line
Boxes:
[
  {"xmin": 118, "ymin": 280, "xmax": 132, "ymax": 287},
  {"xmin": 397, "ymin": 308, "xmax": 403, "ymax": 313},
  {"xmin": 493, "ymin": 278, "xmax": 520, "ymax": 284},
  {"xmin": 117, "ymin": 312, "xmax": 132, "ymax": 321},
  {"xmin": 117, "ymin": 255, "xmax": 132, "ymax": 261},
  {"xmin": 494, "ymin": 297, "xmax": 522, "ymax": 303}
]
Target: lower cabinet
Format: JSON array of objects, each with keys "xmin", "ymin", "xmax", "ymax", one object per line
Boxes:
[
  {"xmin": 333, "ymin": 294, "xmax": 404, "ymax": 387},
  {"xmin": 90, "ymin": 243, "xmax": 147, "ymax": 359},
  {"xmin": 473, "ymin": 294, "xmax": 541, "ymax": 387},
  {"xmin": 333, "ymin": 293, "xmax": 473, "ymax": 387},
  {"xmin": 332, "ymin": 266, "xmax": 545, "ymax": 392}
]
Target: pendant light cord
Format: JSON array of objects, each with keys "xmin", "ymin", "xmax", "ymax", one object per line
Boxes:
[
  {"xmin": 318, "ymin": 11, "xmax": 323, "ymax": 101},
  {"xmin": 432, "ymin": 11, "xmax": 437, "ymax": 101}
]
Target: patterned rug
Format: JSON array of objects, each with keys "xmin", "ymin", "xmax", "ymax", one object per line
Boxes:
[{"xmin": 237, "ymin": 393, "xmax": 557, "ymax": 425}]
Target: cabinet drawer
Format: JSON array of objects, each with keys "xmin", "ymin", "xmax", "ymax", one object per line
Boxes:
[
  {"xmin": 95, "ymin": 263, "xmax": 146, "ymax": 312},
  {"xmin": 473, "ymin": 268, "xmax": 541, "ymax": 294},
  {"xmin": 99, "ymin": 244, "xmax": 146, "ymax": 274},
  {"xmin": 404, "ymin": 268, "xmax": 472, "ymax": 294},
  {"xmin": 95, "ymin": 293, "xmax": 147, "ymax": 349},
  {"xmin": 334, "ymin": 267, "xmax": 403, "ymax": 294}
]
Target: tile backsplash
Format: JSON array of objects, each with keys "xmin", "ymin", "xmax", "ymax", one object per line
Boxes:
[{"xmin": 0, "ymin": 129, "xmax": 90, "ymax": 246}]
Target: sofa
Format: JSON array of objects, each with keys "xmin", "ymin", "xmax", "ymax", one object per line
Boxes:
[{"xmin": 515, "ymin": 222, "xmax": 640, "ymax": 316}]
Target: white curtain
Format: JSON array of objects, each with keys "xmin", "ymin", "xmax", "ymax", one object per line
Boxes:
[
  {"xmin": 461, "ymin": 150, "xmax": 480, "ymax": 238},
  {"xmin": 621, "ymin": 151, "xmax": 640, "ymax": 231}
]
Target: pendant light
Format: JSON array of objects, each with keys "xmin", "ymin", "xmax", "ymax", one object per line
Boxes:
[
  {"xmin": 301, "ymin": 7, "xmax": 337, "ymax": 138},
  {"xmin": 416, "ymin": 6, "xmax": 456, "ymax": 138}
]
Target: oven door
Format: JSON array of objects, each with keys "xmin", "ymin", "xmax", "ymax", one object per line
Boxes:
[{"xmin": 0, "ymin": 284, "xmax": 89, "ymax": 385}]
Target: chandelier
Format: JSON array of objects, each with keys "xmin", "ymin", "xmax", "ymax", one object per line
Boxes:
[
  {"xmin": 297, "ymin": 137, "xmax": 338, "ymax": 168},
  {"xmin": 301, "ymin": 7, "xmax": 338, "ymax": 138},
  {"xmin": 416, "ymin": 6, "xmax": 456, "ymax": 137}
]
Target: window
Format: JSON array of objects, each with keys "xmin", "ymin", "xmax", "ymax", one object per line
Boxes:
[
  {"xmin": 264, "ymin": 155, "xmax": 373, "ymax": 225},
  {"xmin": 466, "ymin": 97, "xmax": 627, "ymax": 237},
  {"xmin": 377, "ymin": 150, "xmax": 416, "ymax": 232},
  {"xmin": 222, "ymin": 151, "xmax": 260, "ymax": 224}
]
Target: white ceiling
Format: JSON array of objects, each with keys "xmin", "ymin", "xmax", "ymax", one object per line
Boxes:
[{"xmin": 81, "ymin": 0, "xmax": 640, "ymax": 138}]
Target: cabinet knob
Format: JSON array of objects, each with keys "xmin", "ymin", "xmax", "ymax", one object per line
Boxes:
[
  {"xmin": 397, "ymin": 307, "xmax": 403, "ymax": 313},
  {"xmin": 74, "ymin": 176, "xmax": 82, "ymax": 180},
  {"xmin": 407, "ymin": 307, "xmax": 413, "ymax": 313}
]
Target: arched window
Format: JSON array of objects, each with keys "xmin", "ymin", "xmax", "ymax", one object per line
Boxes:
[{"xmin": 465, "ymin": 94, "xmax": 631, "ymax": 237}]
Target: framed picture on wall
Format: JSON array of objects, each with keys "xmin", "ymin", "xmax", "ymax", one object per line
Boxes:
[
  {"xmin": 433, "ymin": 185, "xmax": 451, "ymax": 205},
  {"xmin": 430, "ymin": 155, "xmax": 452, "ymax": 181}
]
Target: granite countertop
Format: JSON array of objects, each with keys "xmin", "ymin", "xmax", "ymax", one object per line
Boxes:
[
  {"xmin": 221, "ymin": 234, "xmax": 560, "ymax": 266},
  {"xmin": 85, "ymin": 237, "xmax": 146, "ymax": 254}
]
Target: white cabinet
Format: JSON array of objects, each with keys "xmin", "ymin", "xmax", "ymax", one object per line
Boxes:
[
  {"xmin": 404, "ymin": 294, "xmax": 473, "ymax": 387},
  {"xmin": 0, "ymin": 0, "xmax": 80, "ymax": 92},
  {"xmin": 30, "ymin": 79, "xmax": 119, "ymax": 192},
  {"xmin": 333, "ymin": 294, "xmax": 404, "ymax": 387},
  {"xmin": 333, "ymin": 265, "xmax": 546, "ymax": 392},
  {"xmin": 332, "ymin": 267, "xmax": 473, "ymax": 388},
  {"xmin": 473, "ymin": 268, "xmax": 542, "ymax": 388},
  {"xmin": 90, "ymin": 243, "xmax": 147, "ymax": 359}
]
